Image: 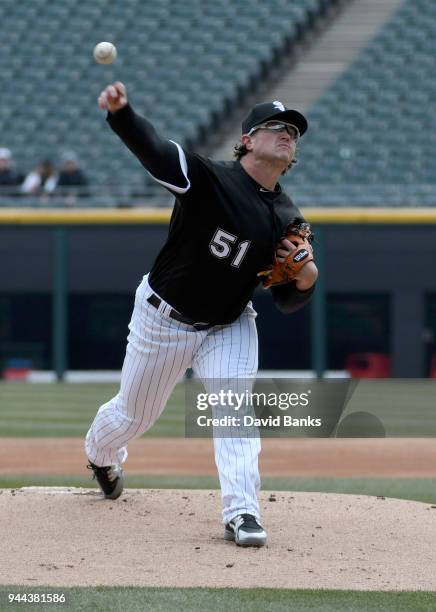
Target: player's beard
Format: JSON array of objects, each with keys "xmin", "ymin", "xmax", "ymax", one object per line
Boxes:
[{"xmin": 259, "ymin": 146, "xmax": 292, "ymax": 174}]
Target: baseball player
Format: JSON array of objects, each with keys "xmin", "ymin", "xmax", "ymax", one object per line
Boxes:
[{"xmin": 86, "ymin": 82, "xmax": 318, "ymax": 547}]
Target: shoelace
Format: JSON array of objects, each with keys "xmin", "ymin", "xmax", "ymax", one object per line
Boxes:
[
  {"xmin": 105, "ymin": 467, "xmax": 117, "ymax": 483},
  {"xmin": 236, "ymin": 514, "xmax": 261, "ymax": 529},
  {"xmin": 87, "ymin": 464, "xmax": 117, "ymax": 482}
]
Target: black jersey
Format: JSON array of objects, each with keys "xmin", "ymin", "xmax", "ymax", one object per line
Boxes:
[{"xmin": 108, "ymin": 105, "xmax": 313, "ymax": 325}]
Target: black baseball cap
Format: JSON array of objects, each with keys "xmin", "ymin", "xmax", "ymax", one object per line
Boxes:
[{"xmin": 242, "ymin": 101, "xmax": 308, "ymax": 137}]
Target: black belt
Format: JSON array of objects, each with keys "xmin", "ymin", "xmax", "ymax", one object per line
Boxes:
[{"xmin": 147, "ymin": 294, "xmax": 213, "ymax": 330}]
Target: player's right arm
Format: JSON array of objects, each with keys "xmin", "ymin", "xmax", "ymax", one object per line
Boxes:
[{"xmin": 98, "ymin": 82, "xmax": 191, "ymax": 194}]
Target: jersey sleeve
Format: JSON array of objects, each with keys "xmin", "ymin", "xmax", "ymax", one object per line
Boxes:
[
  {"xmin": 107, "ymin": 104, "xmax": 201, "ymax": 195},
  {"xmin": 271, "ymin": 281, "xmax": 315, "ymax": 314}
]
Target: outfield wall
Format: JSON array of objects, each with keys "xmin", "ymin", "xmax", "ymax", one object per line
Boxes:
[{"xmin": 1, "ymin": 207, "xmax": 436, "ymax": 378}]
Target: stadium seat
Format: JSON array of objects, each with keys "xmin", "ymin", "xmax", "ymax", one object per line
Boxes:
[
  {"xmin": 285, "ymin": 0, "xmax": 436, "ymax": 206},
  {"xmin": 0, "ymin": 0, "xmax": 340, "ymax": 202}
]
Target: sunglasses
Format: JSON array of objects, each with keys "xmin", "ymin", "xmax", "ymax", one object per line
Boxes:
[{"xmin": 248, "ymin": 121, "xmax": 300, "ymax": 141}]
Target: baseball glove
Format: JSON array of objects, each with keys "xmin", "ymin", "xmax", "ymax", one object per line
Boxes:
[{"xmin": 258, "ymin": 222, "xmax": 314, "ymax": 289}]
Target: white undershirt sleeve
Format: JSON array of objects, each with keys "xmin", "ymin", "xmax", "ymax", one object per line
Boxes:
[{"xmin": 146, "ymin": 140, "xmax": 191, "ymax": 194}]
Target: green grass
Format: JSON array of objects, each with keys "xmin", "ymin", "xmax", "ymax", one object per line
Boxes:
[
  {"xmin": 342, "ymin": 380, "xmax": 436, "ymax": 437},
  {"xmin": 256, "ymin": 476, "xmax": 436, "ymax": 504},
  {"xmin": 0, "ymin": 587, "xmax": 435, "ymax": 612},
  {"xmin": 1, "ymin": 379, "xmax": 436, "ymax": 437},
  {"xmin": 1, "ymin": 475, "xmax": 436, "ymax": 505},
  {"xmin": 0, "ymin": 383, "xmax": 185, "ymax": 437}
]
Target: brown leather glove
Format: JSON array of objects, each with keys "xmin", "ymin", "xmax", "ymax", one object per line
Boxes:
[{"xmin": 258, "ymin": 222, "xmax": 314, "ymax": 289}]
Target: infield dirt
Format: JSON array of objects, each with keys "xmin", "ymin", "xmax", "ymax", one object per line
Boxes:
[
  {"xmin": 1, "ymin": 487, "xmax": 436, "ymax": 591},
  {"xmin": 1, "ymin": 438, "xmax": 436, "ymax": 477},
  {"xmin": 2, "ymin": 438, "xmax": 436, "ymax": 591}
]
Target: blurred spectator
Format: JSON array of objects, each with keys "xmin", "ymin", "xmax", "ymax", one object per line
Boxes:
[
  {"xmin": 57, "ymin": 151, "xmax": 88, "ymax": 192},
  {"xmin": 21, "ymin": 159, "xmax": 57, "ymax": 195},
  {"xmin": 0, "ymin": 148, "xmax": 23, "ymax": 187}
]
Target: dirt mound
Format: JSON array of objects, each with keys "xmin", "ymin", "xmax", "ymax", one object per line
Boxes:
[{"xmin": 1, "ymin": 488, "xmax": 436, "ymax": 590}]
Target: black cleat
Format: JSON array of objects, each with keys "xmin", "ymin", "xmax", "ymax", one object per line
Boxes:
[
  {"xmin": 224, "ymin": 513, "xmax": 267, "ymax": 547},
  {"xmin": 87, "ymin": 462, "xmax": 124, "ymax": 500}
]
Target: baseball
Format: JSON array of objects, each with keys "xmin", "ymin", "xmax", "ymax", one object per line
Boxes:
[{"xmin": 93, "ymin": 42, "xmax": 117, "ymax": 65}]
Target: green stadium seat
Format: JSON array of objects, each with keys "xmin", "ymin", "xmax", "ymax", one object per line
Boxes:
[
  {"xmin": 284, "ymin": 0, "xmax": 436, "ymax": 206},
  {"xmin": 0, "ymin": 0, "xmax": 337, "ymax": 199}
]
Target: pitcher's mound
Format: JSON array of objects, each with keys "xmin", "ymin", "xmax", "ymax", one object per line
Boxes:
[{"xmin": 1, "ymin": 488, "xmax": 436, "ymax": 591}]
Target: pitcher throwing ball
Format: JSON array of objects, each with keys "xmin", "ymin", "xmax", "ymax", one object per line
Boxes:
[{"xmin": 85, "ymin": 82, "xmax": 318, "ymax": 547}]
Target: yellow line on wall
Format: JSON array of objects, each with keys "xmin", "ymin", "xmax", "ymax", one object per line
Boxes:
[
  {"xmin": 0, "ymin": 208, "xmax": 171, "ymax": 225},
  {"xmin": 304, "ymin": 208, "xmax": 436, "ymax": 224},
  {"xmin": 1, "ymin": 207, "xmax": 436, "ymax": 225}
]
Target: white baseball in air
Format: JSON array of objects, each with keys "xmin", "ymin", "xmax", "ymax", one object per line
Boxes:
[{"xmin": 93, "ymin": 42, "xmax": 117, "ymax": 65}]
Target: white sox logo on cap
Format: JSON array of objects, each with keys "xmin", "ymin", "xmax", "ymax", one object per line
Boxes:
[
  {"xmin": 273, "ymin": 101, "xmax": 285, "ymax": 112},
  {"xmin": 241, "ymin": 102, "xmax": 308, "ymax": 136}
]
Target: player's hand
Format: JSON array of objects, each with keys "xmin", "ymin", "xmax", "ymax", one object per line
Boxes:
[
  {"xmin": 275, "ymin": 238, "xmax": 317, "ymax": 290},
  {"xmin": 98, "ymin": 81, "xmax": 128, "ymax": 113},
  {"xmin": 294, "ymin": 261, "xmax": 318, "ymax": 290},
  {"xmin": 276, "ymin": 237, "xmax": 313, "ymax": 263},
  {"xmin": 275, "ymin": 238, "xmax": 295, "ymax": 263}
]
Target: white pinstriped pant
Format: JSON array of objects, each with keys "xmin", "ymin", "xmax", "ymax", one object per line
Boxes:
[{"xmin": 85, "ymin": 274, "xmax": 261, "ymax": 523}]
